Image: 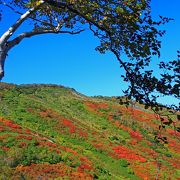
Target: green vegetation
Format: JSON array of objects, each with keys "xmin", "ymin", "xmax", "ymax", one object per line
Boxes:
[{"xmin": 0, "ymin": 83, "xmax": 179, "ymax": 179}]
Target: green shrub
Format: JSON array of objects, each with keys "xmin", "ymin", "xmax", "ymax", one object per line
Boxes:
[{"xmin": 119, "ymin": 159, "xmax": 130, "ymax": 167}]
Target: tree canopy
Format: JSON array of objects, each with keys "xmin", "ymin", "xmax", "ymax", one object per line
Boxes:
[{"xmin": 0, "ymin": 0, "xmax": 179, "ymax": 139}]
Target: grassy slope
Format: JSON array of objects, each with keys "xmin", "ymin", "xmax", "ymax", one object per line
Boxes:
[{"xmin": 0, "ymin": 83, "xmax": 179, "ymax": 179}]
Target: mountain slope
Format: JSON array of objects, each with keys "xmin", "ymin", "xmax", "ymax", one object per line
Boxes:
[{"xmin": 0, "ymin": 83, "xmax": 179, "ymax": 179}]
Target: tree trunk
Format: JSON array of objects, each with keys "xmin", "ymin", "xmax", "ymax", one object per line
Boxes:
[{"xmin": 0, "ymin": 46, "xmax": 7, "ymax": 81}]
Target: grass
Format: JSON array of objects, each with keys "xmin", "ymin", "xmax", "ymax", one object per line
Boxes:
[{"xmin": 0, "ymin": 83, "xmax": 179, "ymax": 179}]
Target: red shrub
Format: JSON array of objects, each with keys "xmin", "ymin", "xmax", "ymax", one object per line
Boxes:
[
  {"xmin": 19, "ymin": 142, "xmax": 27, "ymax": 148},
  {"xmin": 4, "ymin": 121, "xmax": 21, "ymax": 129},
  {"xmin": 16, "ymin": 135, "xmax": 33, "ymax": 141},
  {"xmin": 1, "ymin": 146, "xmax": 10, "ymax": 151},
  {"xmin": 62, "ymin": 118, "xmax": 76, "ymax": 134},
  {"xmin": 25, "ymin": 129, "xmax": 31, "ymax": 134},
  {"xmin": 78, "ymin": 129, "xmax": 88, "ymax": 138},
  {"xmin": 130, "ymin": 131, "xmax": 142, "ymax": 140},
  {"xmin": 112, "ymin": 145, "xmax": 146, "ymax": 163},
  {"xmin": 0, "ymin": 125, "xmax": 4, "ymax": 132}
]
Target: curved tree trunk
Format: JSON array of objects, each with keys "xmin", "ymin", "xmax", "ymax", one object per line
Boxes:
[
  {"xmin": 0, "ymin": 1, "xmax": 45, "ymax": 81},
  {"xmin": 0, "ymin": 46, "xmax": 7, "ymax": 80}
]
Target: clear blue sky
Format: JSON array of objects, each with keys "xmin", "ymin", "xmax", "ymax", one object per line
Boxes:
[{"xmin": 1, "ymin": 0, "xmax": 180, "ymax": 100}]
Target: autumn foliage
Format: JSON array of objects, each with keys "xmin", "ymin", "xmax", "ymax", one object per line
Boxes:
[{"xmin": 0, "ymin": 84, "xmax": 179, "ymax": 179}]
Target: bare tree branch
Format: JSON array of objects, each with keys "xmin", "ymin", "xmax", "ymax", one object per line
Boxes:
[
  {"xmin": 0, "ymin": 0, "xmax": 55, "ymax": 28},
  {"xmin": 0, "ymin": 0, "xmax": 45, "ymax": 46},
  {"xmin": 7, "ymin": 28, "xmax": 85, "ymax": 50}
]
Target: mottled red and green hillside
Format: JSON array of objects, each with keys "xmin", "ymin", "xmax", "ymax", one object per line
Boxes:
[{"xmin": 0, "ymin": 83, "xmax": 179, "ymax": 179}]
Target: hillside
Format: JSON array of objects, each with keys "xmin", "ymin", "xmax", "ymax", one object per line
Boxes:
[{"xmin": 0, "ymin": 83, "xmax": 179, "ymax": 179}]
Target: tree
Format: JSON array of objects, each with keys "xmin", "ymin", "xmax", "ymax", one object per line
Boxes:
[
  {"xmin": 0, "ymin": 0, "xmax": 167, "ymax": 78},
  {"xmin": 0, "ymin": 0, "xmax": 179, "ymax": 133}
]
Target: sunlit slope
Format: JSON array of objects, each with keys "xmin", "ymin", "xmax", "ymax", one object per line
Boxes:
[{"xmin": 0, "ymin": 83, "xmax": 179, "ymax": 179}]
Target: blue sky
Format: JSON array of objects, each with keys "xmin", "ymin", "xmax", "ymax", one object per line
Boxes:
[{"xmin": 1, "ymin": 0, "xmax": 180, "ymax": 101}]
